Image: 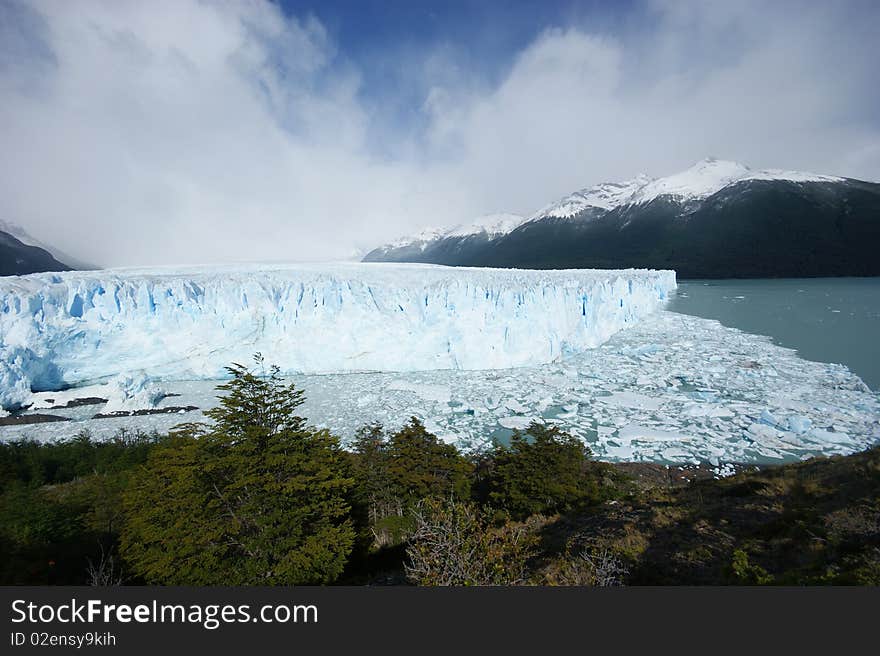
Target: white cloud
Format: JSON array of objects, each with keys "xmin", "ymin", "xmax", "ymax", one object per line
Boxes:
[
  {"xmin": 0, "ymin": 0, "xmax": 471, "ymax": 265},
  {"xmin": 422, "ymin": 2, "xmax": 880, "ymax": 215},
  {"xmin": 0, "ymin": 0, "xmax": 877, "ymax": 266}
]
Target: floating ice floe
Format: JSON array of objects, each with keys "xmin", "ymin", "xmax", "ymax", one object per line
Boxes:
[{"xmin": 102, "ymin": 373, "xmax": 166, "ymax": 414}]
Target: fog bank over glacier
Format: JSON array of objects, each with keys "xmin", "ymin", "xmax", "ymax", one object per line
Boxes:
[{"xmin": 0, "ymin": 263, "xmax": 676, "ymax": 410}]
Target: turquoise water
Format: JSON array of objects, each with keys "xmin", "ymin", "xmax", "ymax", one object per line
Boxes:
[{"xmin": 668, "ymin": 278, "xmax": 880, "ymax": 390}]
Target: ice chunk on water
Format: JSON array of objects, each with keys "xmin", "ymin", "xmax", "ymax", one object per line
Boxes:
[
  {"xmin": 786, "ymin": 415, "xmax": 813, "ymax": 434},
  {"xmin": 102, "ymin": 373, "xmax": 166, "ymax": 413},
  {"xmin": 618, "ymin": 424, "xmax": 696, "ymax": 443},
  {"xmin": 386, "ymin": 380, "xmax": 451, "ymax": 404},
  {"xmin": 503, "ymin": 399, "xmax": 529, "ymax": 414},
  {"xmin": 806, "ymin": 428, "xmax": 853, "ymax": 446},
  {"xmin": 759, "ymin": 410, "xmax": 784, "ymax": 428},
  {"xmin": 601, "ymin": 391, "xmax": 665, "ymax": 410},
  {"xmin": 498, "ymin": 416, "xmax": 537, "ymax": 430}
]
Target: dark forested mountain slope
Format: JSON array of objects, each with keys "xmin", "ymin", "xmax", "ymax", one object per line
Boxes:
[
  {"xmin": 0, "ymin": 229, "xmax": 71, "ymax": 276},
  {"xmin": 365, "ymin": 160, "xmax": 880, "ymax": 278}
]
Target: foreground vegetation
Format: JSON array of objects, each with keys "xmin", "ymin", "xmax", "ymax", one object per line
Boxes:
[{"xmin": 1, "ymin": 358, "xmax": 877, "ymax": 585}]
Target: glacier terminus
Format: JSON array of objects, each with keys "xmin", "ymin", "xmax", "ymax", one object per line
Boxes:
[{"xmin": 0, "ymin": 263, "xmax": 676, "ymax": 411}]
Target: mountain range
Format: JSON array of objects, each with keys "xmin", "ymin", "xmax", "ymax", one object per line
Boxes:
[{"xmin": 363, "ymin": 159, "xmax": 880, "ymax": 278}]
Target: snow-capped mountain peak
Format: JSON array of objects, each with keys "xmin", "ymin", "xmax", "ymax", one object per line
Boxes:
[
  {"xmin": 529, "ymin": 159, "xmax": 758, "ymax": 220},
  {"xmin": 629, "ymin": 158, "xmax": 845, "ymax": 206},
  {"xmin": 530, "ymin": 174, "xmax": 653, "ymax": 220},
  {"xmin": 445, "ymin": 213, "xmax": 526, "ymax": 238},
  {"xmin": 532, "ymin": 159, "xmax": 848, "ymax": 218},
  {"xmin": 385, "ymin": 226, "xmax": 448, "ymax": 251},
  {"xmin": 629, "ymin": 158, "xmax": 749, "ymax": 205},
  {"xmin": 381, "ymin": 213, "xmax": 526, "ymax": 252}
]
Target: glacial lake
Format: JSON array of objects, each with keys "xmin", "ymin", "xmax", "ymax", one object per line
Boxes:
[{"xmin": 668, "ymin": 278, "xmax": 880, "ymax": 390}]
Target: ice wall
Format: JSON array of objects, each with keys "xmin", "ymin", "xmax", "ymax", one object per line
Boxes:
[{"xmin": 0, "ymin": 263, "xmax": 676, "ymax": 409}]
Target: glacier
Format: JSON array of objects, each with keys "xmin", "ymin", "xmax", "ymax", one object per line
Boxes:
[{"xmin": 0, "ymin": 262, "xmax": 676, "ymax": 410}]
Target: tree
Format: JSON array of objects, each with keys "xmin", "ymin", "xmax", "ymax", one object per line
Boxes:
[
  {"xmin": 488, "ymin": 422, "xmax": 608, "ymax": 520},
  {"xmin": 386, "ymin": 418, "xmax": 473, "ymax": 504},
  {"xmin": 0, "ymin": 480, "xmax": 94, "ymax": 585},
  {"xmin": 348, "ymin": 419, "xmax": 473, "ymax": 549},
  {"xmin": 348, "ymin": 423, "xmax": 407, "ymax": 549},
  {"xmin": 120, "ymin": 356, "xmax": 356, "ymax": 585},
  {"xmin": 350, "ymin": 423, "xmax": 398, "ymax": 524}
]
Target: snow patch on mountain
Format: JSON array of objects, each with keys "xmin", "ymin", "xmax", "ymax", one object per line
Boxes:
[
  {"xmin": 382, "ymin": 213, "xmax": 526, "ymax": 251},
  {"xmin": 385, "ymin": 227, "xmax": 449, "ymax": 251},
  {"xmin": 445, "ymin": 213, "xmax": 526, "ymax": 238},
  {"xmin": 741, "ymin": 168, "xmax": 845, "ymax": 184},
  {"xmin": 628, "ymin": 159, "xmax": 751, "ymax": 205},
  {"xmin": 534, "ymin": 159, "xmax": 846, "ymax": 218},
  {"xmin": 628, "ymin": 159, "xmax": 844, "ymax": 205},
  {"xmin": 530, "ymin": 175, "xmax": 652, "ymax": 219}
]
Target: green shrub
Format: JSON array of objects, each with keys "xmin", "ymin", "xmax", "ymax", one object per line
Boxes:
[
  {"xmin": 385, "ymin": 418, "xmax": 473, "ymax": 504},
  {"xmin": 729, "ymin": 549, "xmax": 774, "ymax": 585},
  {"xmin": 488, "ymin": 423, "xmax": 609, "ymax": 519}
]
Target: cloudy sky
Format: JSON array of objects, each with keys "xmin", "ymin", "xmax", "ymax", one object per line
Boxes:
[{"xmin": 1, "ymin": 0, "xmax": 878, "ymax": 267}]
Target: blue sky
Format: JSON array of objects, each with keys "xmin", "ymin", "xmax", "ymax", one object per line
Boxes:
[
  {"xmin": 274, "ymin": 0, "xmax": 638, "ymax": 144},
  {"xmin": 1, "ymin": 0, "xmax": 879, "ymax": 266},
  {"xmin": 278, "ymin": 0, "xmax": 618, "ymax": 70}
]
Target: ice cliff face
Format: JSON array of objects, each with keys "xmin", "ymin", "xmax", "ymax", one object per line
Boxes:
[{"xmin": 0, "ymin": 263, "xmax": 676, "ymax": 410}]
